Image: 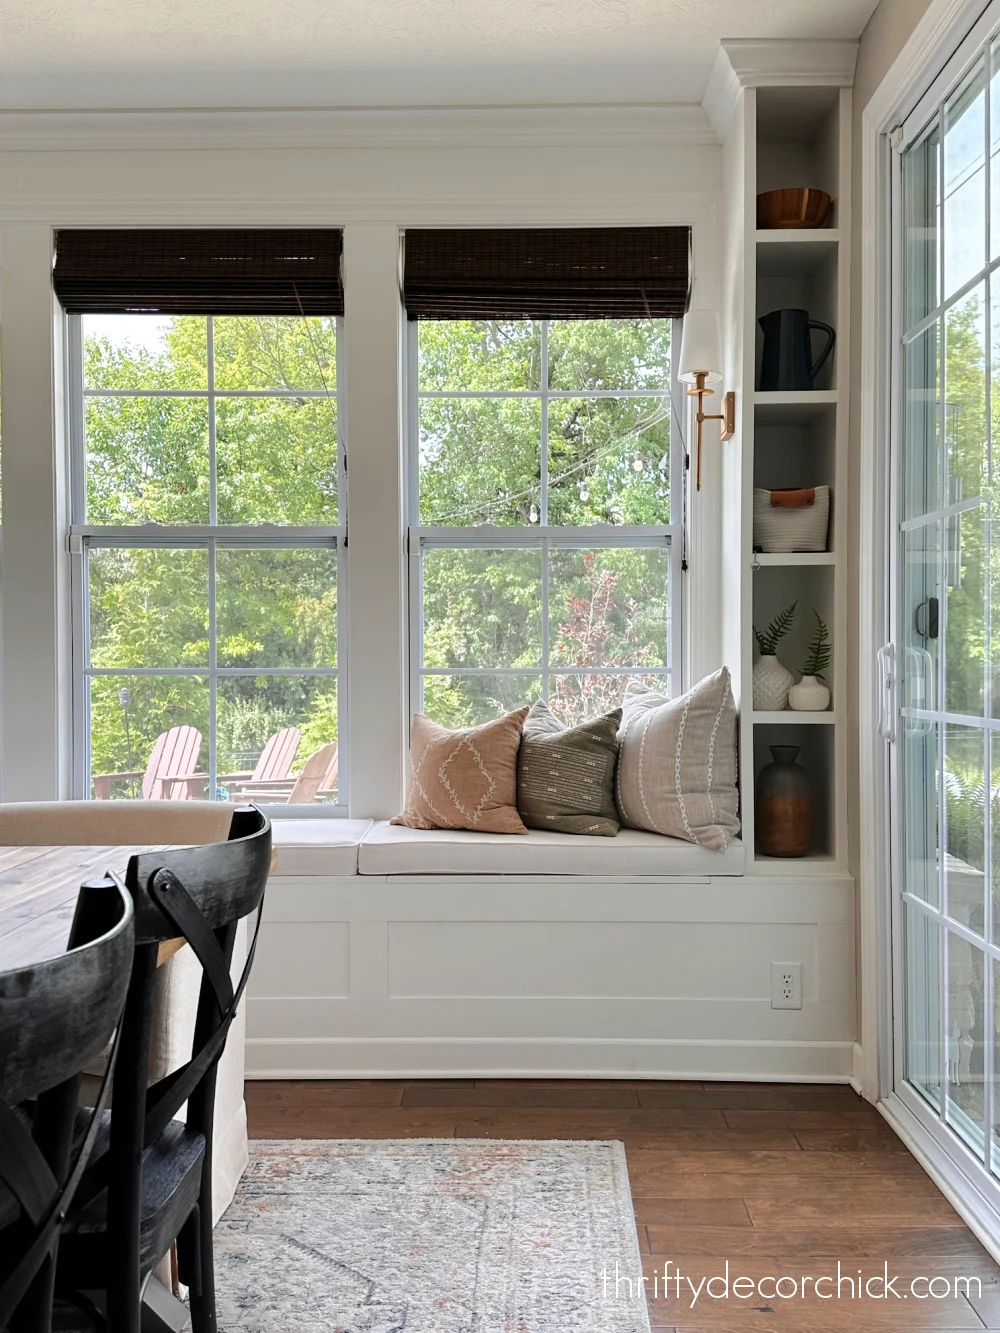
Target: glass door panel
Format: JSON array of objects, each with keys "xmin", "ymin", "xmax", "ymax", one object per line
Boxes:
[{"xmin": 897, "ymin": 26, "xmax": 997, "ymax": 1181}]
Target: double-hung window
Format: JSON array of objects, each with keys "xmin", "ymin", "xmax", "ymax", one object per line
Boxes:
[
  {"xmin": 59, "ymin": 230, "xmax": 346, "ymax": 809},
  {"xmin": 404, "ymin": 228, "xmax": 689, "ymax": 726}
]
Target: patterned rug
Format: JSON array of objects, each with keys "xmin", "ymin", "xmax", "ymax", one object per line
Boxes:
[{"xmin": 213, "ymin": 1138, "xmax": 651, "ymax": 1332}]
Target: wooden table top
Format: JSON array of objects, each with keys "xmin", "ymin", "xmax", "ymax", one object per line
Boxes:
[{"xmin": 0, "ymin": 843, "xmax": 174, "ymax": 971}]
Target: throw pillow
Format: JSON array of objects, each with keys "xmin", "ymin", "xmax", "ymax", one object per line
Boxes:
[
  {"xmin": 392, "ymin": 708, "xmax": 529, "ymax": 834},
  {"xmin": 615, "ymin": 668, "xmax": 739, "ymax": 852},
  {"xmin": 516, "ymin": 700, "xmax": 622, "ymax": 836}
]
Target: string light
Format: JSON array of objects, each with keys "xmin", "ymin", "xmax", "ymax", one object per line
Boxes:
[
  {"xmin": 579, "ymin": 481, "xmax": 589, "ymax": 502},
  {"xmin": 529, "ymin": 502, "xmax": 539, "ymax": 523},
  {"xmin": 633, "ymin": 452, "xmax": 644, "ymax": 472}
]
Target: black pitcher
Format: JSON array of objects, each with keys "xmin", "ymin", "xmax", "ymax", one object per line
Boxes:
[{"xmin": 758, "ymin": 308, "xmax": 836, "ymax": 391}]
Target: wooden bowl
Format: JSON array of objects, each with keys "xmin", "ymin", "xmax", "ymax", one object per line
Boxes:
[{"xmin": 756, "ymin": 188, "xmax": 833, "ymax": 230}]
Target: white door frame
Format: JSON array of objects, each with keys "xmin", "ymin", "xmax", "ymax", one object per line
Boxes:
[{"xmin": 858, "ymin": 0, "xmax": 1000, "ymax": 1260}]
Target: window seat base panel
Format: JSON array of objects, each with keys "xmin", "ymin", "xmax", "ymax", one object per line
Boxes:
[{"xmin": 246, "ymin": 869, "xmax": 856, "ymax": 1081}]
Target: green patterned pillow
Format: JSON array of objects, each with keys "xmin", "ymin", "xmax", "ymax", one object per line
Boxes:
[{"xmin": 516, "ymin": 700, "xmax": 622, "ymax": 836}]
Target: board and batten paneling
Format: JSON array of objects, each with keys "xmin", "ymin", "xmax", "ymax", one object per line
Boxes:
[{"xmin": 245, "ymin": 871, "xmax": 856, "ymax": 1080}]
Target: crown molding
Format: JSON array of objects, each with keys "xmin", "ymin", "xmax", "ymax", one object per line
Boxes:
[
  {"xmin": 0, "ymin": 190, "xmax": 718, "ymax": 228},
  {"xmin": 702, "ymin": 47, "xmax": 743, "ymax": 140},
  {"xmin": 0, "ymin": 103, "xmax": 717, "ymax": 152},
  {"xmin": 702, "ymin": 38, "xmax": 859, "ymax": 139}
]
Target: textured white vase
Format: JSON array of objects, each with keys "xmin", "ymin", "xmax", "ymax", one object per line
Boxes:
[
  {"xmin": 788, "ymin": 677, "xmax": 831, "ymax": 712},
  {"xmin": 753, "ymin": 654, "xmax": 793, "ymax": 711}
]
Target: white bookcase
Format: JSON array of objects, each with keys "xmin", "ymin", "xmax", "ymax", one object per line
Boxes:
[{"xmin": 708, "ymin": 41, "xmax": 858, "ymax": 872}]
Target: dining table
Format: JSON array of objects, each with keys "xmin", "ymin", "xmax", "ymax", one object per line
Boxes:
[
  {"xmin": 0, "ymin": 842, "xmax": 178, "ymax": 970},
  {"xmin": 0, "ymin": 841, "xmax": 277, "ymax": 969}
]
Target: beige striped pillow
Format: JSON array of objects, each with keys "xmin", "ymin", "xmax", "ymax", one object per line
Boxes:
[{"xmin": 615, "ymin": 668, "xmax": 739, "ymax": 852}]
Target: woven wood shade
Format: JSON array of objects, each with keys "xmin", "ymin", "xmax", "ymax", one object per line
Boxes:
[
  {"xmin": 53, "ymin": 229, "xmax": 344, "ymax": 315},
  {"xmin": 403, "ymin": 227, "xmax": 690, "ymax": 321}
]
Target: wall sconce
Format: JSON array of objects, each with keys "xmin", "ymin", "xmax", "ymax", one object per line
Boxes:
[{"xmin": 678, "ymin": 309, "xmax": 736, "ymax": 491}]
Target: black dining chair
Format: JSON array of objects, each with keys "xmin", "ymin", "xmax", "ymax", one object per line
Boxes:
[
  {"xmin": 0, "ymin": 875, "xmax": 134, "ymax": 1333},
  {"xmin": 56, "ymin": 805, "xmax": 271, "ymax": 1333}
]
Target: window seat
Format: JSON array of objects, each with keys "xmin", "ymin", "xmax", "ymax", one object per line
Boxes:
[
  {"xmin": 270, "ymin": 819, "xmax": 372, "ymax": 876},
  {"xmin": 359, "ymin": 822, "xmax": 745, "ymax": 876},
  {"xmin": 269, "ymin": 818, "xmax": 745, "ymax": 877}
]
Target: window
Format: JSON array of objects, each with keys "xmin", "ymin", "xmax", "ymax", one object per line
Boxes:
[
  {"xmin": 69, "ymin": 313, "xmax": 344, "ymax": 808},
  {"xmin": 408, "ymin": 318, "xmax": 682, "ymax": 728}
]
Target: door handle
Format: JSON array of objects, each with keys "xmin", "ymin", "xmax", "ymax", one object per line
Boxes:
[
  {"xmin": 904, "ymin": 645, "xmax": 934, "ymax": 735},
  {"xmin": 914, "ymin": 596, "xmax": 939, "ymax": 639},
  {"xmin": 877, "ymin": 643, "xmax": 897, "ymax": 742}
]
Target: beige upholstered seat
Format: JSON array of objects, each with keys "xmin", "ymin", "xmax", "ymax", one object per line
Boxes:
[{"xmin": 0, "ymin": 799, "xmax": 234, "ymax": 847}]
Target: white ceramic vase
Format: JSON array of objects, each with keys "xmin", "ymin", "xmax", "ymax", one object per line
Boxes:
[
  {"xmin": 752, "ymin": 654, "xmax": 793, "ymax": 711},
  {"xmin": 788, "ymin": 676, "xmax": 831, "ymax": 712}
]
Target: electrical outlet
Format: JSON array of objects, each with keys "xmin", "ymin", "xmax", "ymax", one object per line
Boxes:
[{"xmin": 771, "ymin": 962, "xmax": 802, "ymax": 1010}]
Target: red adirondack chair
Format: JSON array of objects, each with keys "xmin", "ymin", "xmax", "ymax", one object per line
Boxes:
[
  {"xmin": 219, "ymin": 727, "xmax": 301, "ymax": 797},
  {"xmin": 92, "ymin": 726, "xmax": 204, "ymax": 800},
  {"xmin": 243, "ymin": 742, "xmax": 338, "ymax": 804}
]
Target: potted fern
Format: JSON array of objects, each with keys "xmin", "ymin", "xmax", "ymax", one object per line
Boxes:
[
  {"xmin": 789, "ymin": 611, "xmax": 832, "ymax": 711},
  {"xmin": 752, "ymin": 601, "xmax": 796, "ymax": 710}
]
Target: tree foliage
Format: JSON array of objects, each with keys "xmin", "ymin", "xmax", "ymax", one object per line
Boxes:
[{"xmin": 83, "ymin": 314, "xmax": 675, "ymax": 789}]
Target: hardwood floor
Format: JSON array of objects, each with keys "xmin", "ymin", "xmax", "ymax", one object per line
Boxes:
[{"xmin": 246, "ymin": 1079, "xmax": 1000, "ymax": 1331}]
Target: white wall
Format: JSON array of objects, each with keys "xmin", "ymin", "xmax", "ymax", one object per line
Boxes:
[{"xmin": 0, "ymin": 114, "xmax": 723, "ymax": 812}]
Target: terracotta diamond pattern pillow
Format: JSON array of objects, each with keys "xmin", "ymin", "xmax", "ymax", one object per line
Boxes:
[{"xmin": 393, "ymin": 709, "xmax": 529, "ymax": 834}]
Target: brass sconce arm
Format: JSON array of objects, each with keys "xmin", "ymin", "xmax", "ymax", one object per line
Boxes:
[{"xmin": 688, "ymin": 371, "xmax": 736, "ymax": 491}]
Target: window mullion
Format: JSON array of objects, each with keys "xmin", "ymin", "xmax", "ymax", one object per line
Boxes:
[
  {"xmin": 540, "ymin": 322, "xmax": 550, "ymax": 699},
  {"xmin": 208, "ymin": 316, "xmax": 218, "ymax": 527},
  {"xmin": 208, "ymin": 535, "xmax": 217, "ymax": 798},
  {"xmin": 540, "ymin": 321, "xmax": 549, "ymax": 526}
]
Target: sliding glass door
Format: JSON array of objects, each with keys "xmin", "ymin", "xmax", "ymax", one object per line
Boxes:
[{"xmin": 894, "ymin": 13, "xmax": 1000, "ymax": 1181}]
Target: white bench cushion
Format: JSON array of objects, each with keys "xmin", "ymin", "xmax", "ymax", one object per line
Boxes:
[
  {"xmin": 271, "ymin": 819, "xmax": 371, "ymax": 876},
  {"xmin": 358, "ymin": 821, "xmax": 745, "ymax": 877}
]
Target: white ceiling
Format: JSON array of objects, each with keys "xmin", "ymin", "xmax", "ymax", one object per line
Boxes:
[{"xmin": 0, "ymin": 0, "xmax": 879, "ymax": 111}]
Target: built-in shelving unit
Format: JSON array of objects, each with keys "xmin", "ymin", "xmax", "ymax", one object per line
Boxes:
[{"xmin": 721, "ymin": 64, "xmax": 852, "ymax": 870}]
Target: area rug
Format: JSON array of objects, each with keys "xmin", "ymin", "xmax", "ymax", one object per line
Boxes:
[{"xmin": 213, "ymin": 1138, "xmax": 651, "ymax": 1332}]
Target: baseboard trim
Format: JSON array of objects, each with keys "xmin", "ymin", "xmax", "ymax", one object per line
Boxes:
[
  {"xmin": 245, "ymin": 1036, "xmax": 855, "ymax": 1082},
  {"xmin": 850, "ymin": 1040, "xmax": 864, "ymax": 1096}
]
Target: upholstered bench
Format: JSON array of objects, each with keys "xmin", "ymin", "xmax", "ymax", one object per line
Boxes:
[
  {"xmin": 358, "ymin": 821, "xmax": 746, "ymax": 876},
  {"xmin": 269, "ymin": 819, "xmax": 746, "ymax": 877}
]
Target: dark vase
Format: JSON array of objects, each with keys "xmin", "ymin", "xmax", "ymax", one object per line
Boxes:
[{"xmin": 756, "ymin": 744, "xmax": 812, "ymax": 857}]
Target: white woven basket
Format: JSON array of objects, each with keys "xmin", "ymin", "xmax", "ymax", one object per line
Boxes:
[{"xmin": 752, "ymin": 486, "xmax": 830, "ymax": 553}]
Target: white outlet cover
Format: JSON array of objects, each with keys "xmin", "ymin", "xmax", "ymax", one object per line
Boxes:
[{"xmin": 771, "ymin": 961, "xmax": 802, "ymax": 1010}]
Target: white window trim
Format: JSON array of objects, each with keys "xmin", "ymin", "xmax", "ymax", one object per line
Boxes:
[
  {"xmin": 404, "ymin": 318, "xmax": 685, "ymax": 721},
  {"xmin": 66, "ymin": 313, "xmax": 349, "ymax": 815}
]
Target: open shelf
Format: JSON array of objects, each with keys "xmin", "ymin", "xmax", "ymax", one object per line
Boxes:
[
  {"xmin": 755, "ymin": 230, "xmax": 839, "ymax": 275},
  {"xmin": 752, "ymin": 563, "xmax": 835, "ymax": 697},
  {"xmin": 752, "ymin": 552, "xmax": 836, "ymax": 567},
  {"xmin": 751, "ymin": 723, "xmax": 835, "ymax": 861},
  {"xmin": 754, "ymin": 390, "xmax": 838, "ymax": 425},
  {"xmin": 752, "ymin": 710, "xmax": 836, "ymax": 725},
  {"xmin": 756, "ymin": 86, "xmax": 842, "ymax": 224}
]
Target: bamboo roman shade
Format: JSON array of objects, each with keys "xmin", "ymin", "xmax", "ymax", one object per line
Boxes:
[
  {"xmin": 53, "ymin": 229, "xmax": 344, "ymax": 315},
  {"xmin": 402, "ymin": 227, "xmax": 691, "ymax": 320}
]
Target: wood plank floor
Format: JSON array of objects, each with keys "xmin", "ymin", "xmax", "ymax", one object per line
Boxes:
[{"xmin": 246, "ymin": 1079, "xmax": 1000, "ymax": 1331}]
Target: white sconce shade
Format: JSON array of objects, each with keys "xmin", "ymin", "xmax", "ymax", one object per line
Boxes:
[{"xmin": 678, "ymin": 309, "xmax": 723, "ymax": 385}]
